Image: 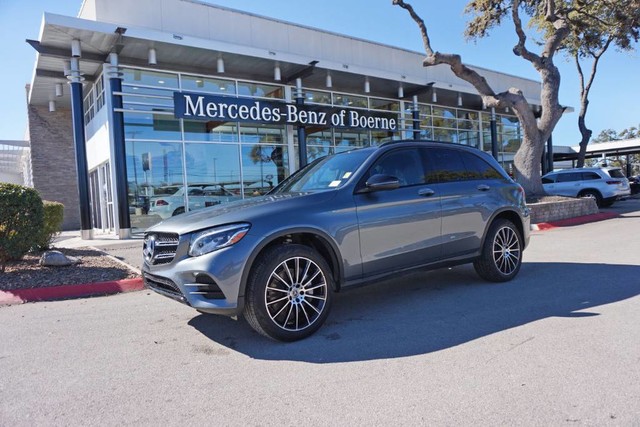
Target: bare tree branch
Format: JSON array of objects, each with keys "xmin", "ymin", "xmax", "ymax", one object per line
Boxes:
[
  {"xmin": 512, "ymin": 0, "xmax": 544, "ymax": 68},
  {"xmin": 392, "ymin": 0, "xmax": 433, "ymax": 56}
]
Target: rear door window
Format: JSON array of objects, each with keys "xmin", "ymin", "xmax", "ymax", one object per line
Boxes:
[
  {"xmin": 428, "ymin": 148, "xmax": 468, "ymax": 183},
  {"xmin": 557, "ymin": 172, "xmax": 581, "ymax": 183},
  {"xmin": 581, "ymin": 172, "xmax": 601, "ymax": 180},
  {"xmin": 458, "ymin": 151, "xmax": 503, "ymax": 180},
  {"xmin": 542, "ymin": 174, "xmax": 557, "ymax": 184}
]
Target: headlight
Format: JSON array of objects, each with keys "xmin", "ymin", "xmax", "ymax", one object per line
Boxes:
[{"xmin": 188, "ymin": 223, "xmax": 251, "ymax": 257}]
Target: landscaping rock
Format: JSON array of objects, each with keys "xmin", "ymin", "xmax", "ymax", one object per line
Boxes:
[{"xmin": 39, "ymin": 250, "xmax": 81, "ymax": 267}]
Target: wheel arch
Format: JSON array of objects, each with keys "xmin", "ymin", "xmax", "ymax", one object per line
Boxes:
[
  {"xmin": 480, "ymin": 209, "xmax": 525, "ymax": 249},
  {"xmin": 239, "ymin": 228, "xmax": 344, "ymax": 298},
  {"xmin": 577, "ymin": 188, "xmax": 603, "ymax": 199}
]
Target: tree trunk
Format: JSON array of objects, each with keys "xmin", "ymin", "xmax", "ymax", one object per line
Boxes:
[{"xmin": 576, "ymin": 110, "xmax": 592, "ymax": 168}]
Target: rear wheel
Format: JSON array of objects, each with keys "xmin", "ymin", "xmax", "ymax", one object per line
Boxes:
[
  {"xmin": 474, "ymin": 219, "xmax": 523, "ymax": 282},
  {"xmin": 172, "ymin": 207, "xmax": 185, "ymax": 216},
  {"xmin": 244, "ymin": 244, "xmax": 334, "ymax": 341},
  {"xmin": 578, "ymin": 190, "xmax": 602, "ymax": 207}
]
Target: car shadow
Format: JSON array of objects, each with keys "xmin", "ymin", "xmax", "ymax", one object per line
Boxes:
[{"xmin": 188, "ymin": 262, "xmax": 640, "ymax": 363}]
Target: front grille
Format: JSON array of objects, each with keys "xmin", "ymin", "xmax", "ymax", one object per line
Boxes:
[
  {"xmin": 144, "ymin": 272, "xmax": 186, "ymax": 303},
  {"xmin": 144, "ymin": 232, "xmax": 179, "ymax": 265}
]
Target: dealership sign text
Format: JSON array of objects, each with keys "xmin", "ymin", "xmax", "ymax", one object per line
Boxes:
[{"xmin": 174, "ymin": 92, "xmax": 398, "ymax": 131}]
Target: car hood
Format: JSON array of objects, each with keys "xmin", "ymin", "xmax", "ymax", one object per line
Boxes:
[{"xmin": 146, "ymin": 191, "xmax": 336, "ymax": 235}]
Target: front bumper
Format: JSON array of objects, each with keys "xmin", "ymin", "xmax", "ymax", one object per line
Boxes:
[{"xmin": 143, "ymin": 232, "xmax": 258, "ymax": 317}]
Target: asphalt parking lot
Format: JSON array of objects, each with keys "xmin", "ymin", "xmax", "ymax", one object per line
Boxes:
[{"xmin": 1, "ymin": 198, "xmax": 639, "ymax": 426}]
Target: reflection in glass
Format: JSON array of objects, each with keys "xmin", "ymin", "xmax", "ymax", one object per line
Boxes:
[
  {"xmin": 126, "ymin": 141, "xmax": 183, "ymax": 232},
  {"xmin": 183, "ymin": 143, "xmax": 242, "ymax": 212},
  {"xmin": 239, "ymin": 124, "xmax": 285, "ymax": 144},
  {"xmin": 305, "ymin": 90, "xmax": 332, "ymax": 105},
  {"xmin": 124, "ymin": 112, "xmax": 181, "ymax": 140},
  {"xmin": 181, "ymin": 75, "xmax": 236, "ymax": 94},
  {"xmin": 237, "ymin": 82, "xmax": 284, "ymax": 99},
  {"xmin": 333, "ymin": 93, "xmax": 368, "ymax": 108},
  {"xmin": 122, "ymin": 68, "xmax": 179, "ymax": 88},
  {"xmin": 241, "ymin": 144, "xmax": 289, "ymax": 196},
  {"xmin": 183, "ymin": 121, "xmax": 238, "ymax": 142}
]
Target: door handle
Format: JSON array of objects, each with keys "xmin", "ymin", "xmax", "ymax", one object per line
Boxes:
[
  {"xmin": 418, "ymin": 188, "xmax": 435, "ymax": 197},
  {"xmin": 477, "ymin": 184, "xmax": 490, "ymax": 191}
]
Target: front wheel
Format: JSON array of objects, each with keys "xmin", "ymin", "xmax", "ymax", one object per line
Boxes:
[
  {"xmin": 474, "ymin": 219, "xmax": 523, "ymax": 282},
  {"xmin": 244, "ymin": 244, "xmax": 334, "ymax": 341}
]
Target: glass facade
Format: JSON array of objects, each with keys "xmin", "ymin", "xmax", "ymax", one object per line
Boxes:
[{"xmin": 110, "ymin": 66, "xmax": 522, "ymax": 233}]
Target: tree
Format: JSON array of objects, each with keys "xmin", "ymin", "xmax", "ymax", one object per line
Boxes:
[
  {"xmin": 545, "ymin": 2, "xmax": 640, "ymax": 167},
  {"xmin": 392, "ymin": 0, "xmax": 638, "ymax": 197},
  {"xmin": 589, "ymin": 124, "xmax": 640, "ymax": 173}
]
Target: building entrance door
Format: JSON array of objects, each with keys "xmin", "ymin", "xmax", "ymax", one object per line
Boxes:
[{"xmin": 89, "ymin": 162, "xmax": 115, "ymax": 233}]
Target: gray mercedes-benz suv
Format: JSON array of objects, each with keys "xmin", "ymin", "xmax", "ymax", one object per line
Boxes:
[{"xmin": 143, "ymin": 141, "xmax": 530, "ymax": 341}]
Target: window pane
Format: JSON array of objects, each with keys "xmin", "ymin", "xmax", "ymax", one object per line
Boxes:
[
  {"xmin": 181, "ymin": 75, "xmax": 235, "ymax": 94},
  {"xmin": 122, "ymin": 69, "xmax": 179, "ymax": 88},
  {"xmin": 124, "ymin": 112, "xmax": 181, "ymax": 140},
  {"xmin": 239, "ymin": 124, "xmax": 285, "ymax": 144},
  {"xmin": 184, "ymin": 143, "xmax": 242, "ymax": 211},
  {"xmin": 433, "ymin": 107, "xmax": 456, "ymax": 119},
  {"xmin": 183, "ymin": 121, "xmax": 238, "ymax": 142},
  {"xmin": 334, "ymin": 129, "xmax": 370, "ymax": 151},
  {"xmin": 237, "ymin": 82, "xmax": 284, "ymax": 99},
  {"xmin": 370, "ymin": 98, "xmax": 400, "ymax": 112},
  {"xmin": 305, "ymin": 90, "xmax": 332, "ymax": 105},
  {"xmin": 126, "ymin": 141, "xmax": 184, "ymax": 230},
  {"xmin": 333, "ymin": 93, "xmax": 368, "ymax": 108},
  {"xmin": 241, "ymin": 144, "xmax": 289, "ymax": 195}
]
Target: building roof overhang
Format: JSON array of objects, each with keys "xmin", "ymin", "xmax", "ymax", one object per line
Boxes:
[{"xmin": 29, "ymin": 11, "xmax": 544, "ymax": 113}]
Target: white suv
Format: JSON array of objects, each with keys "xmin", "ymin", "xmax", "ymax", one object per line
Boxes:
[{"xmin": 542, "ymin": 167, "xmax": 630, "ymax": 207}]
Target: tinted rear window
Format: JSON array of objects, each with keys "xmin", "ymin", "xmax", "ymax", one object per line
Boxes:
[{"xmin": 607, "ymin": 169, "xmax": 625, "ymax": 178}]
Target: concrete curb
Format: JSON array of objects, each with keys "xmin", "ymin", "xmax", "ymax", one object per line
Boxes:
[
  {"xmin": 531, "ymin": 212, "xmax": 619, "ymax": 231},
  {"xmin": 0, "ymin": 278, "xmax": 144, "ymax": 307}
]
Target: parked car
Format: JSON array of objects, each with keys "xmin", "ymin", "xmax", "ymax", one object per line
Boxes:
[
  {"xmin": 148, "ymin": 185, "xmax": 239, "ymax": 219},
  {"xmin": 142, "ymin": 141, "xmax": 531, "ymax": 341},
  {"xmin": 541, "ymin": 167, "xmax": 631, "ymax": 207}
]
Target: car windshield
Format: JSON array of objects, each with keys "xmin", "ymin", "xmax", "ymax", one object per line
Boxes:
[{"xmin": 274, "ymin": 149, "xmax": 372, "ymax": 193}]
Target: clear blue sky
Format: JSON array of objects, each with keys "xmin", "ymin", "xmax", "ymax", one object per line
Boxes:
[{"xmin": 1, "ymin": 0, "xmax": 638, "ymax": 145}]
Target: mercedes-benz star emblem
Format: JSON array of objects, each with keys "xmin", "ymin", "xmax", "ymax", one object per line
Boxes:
[{"xmin": 143, "ymin": 235, "xmax": 156, "ymax": 263}]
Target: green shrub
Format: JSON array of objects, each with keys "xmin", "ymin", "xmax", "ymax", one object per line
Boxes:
[
  {"xmin": 0, "ymin": 183, "xmax": 44, "ymax": 271},
  {"xmin": 36, "ymin": 200, "xmax": 64, "ymax": 250}
]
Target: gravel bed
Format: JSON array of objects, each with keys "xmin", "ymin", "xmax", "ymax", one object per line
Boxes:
[{"xmin": 0, "ymin": 248, "xmax": 139, "ymax": 291}]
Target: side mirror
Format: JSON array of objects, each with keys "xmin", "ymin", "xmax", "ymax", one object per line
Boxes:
[{"xmin": 363, "ymin": 174, "xmax": 400, "ymax": 192}]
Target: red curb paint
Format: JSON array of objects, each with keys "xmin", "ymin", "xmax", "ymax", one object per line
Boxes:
[
  {"xmin": 533, "ymin": 212, "xmax": 619, "ymax": 231},
  {"xmin": 0, "ymin": 277, "xmax": 144, "ymax": 306}
]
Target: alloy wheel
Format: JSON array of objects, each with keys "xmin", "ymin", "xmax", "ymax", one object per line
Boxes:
[
  {"xmin": 492, "ymin": 226, "xmax": 521, "ymax": 276},
  {"xmin": 264, "ymin": 256, "xmax": 328, "ymax": 332}
]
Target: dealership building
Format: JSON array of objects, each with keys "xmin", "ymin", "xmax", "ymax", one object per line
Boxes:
[{"xmin": 26, "ymin": 0, "xmax": 542, "ymax": 238}]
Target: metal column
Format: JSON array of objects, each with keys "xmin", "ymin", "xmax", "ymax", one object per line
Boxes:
[
  {"xmin": 68, "ymin": 57, "xmax": 93, "ymax": 240},
  {"xmin": 490, "ymin": 107, "xmax": 499, "ymax": 160},
  {"xmin": 546, "ymin": 135, "xmax": 554, "ymax": 173},
  {"xmin": 295, "ymin": 78, "xmax": 307, "ymax": 168},
  {"xmin": 412, "ymin": 95, "xmax": 420, "ymax": 140},
  {"xmin": 108, "ymin": 53, "xmax": 131, "ymax": 238}
]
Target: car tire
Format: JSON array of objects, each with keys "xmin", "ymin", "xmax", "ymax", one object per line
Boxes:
[
  {"xmin": 578, "ymin": 190, "xmax": 602, "ymax": 207},
  {"xmin": 474, "ymin": 219, "xmax": 523, "ymax": 282},
  {"xmin": 172, "ymin": 207, "xmax": 185, "ymax": 216},
  {"xmin": 244, "ymin": 244, "xmax": 334, "ymax": 341}
]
